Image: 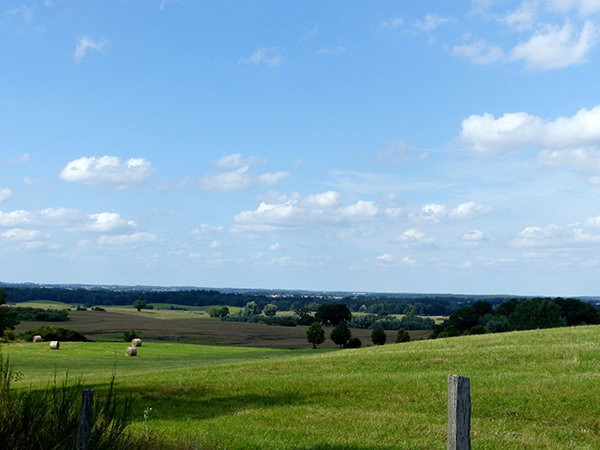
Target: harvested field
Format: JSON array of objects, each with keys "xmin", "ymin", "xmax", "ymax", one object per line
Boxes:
[{"xmin": 13, "ymin": 308, "xmax": 432, "ymax": 349}]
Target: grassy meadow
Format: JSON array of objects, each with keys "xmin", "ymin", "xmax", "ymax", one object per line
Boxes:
[{"xmin": 3, "ymin": 325, "xmax": 600, "ymax": 449}]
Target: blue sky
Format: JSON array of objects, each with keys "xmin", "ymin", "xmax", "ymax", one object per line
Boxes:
[{"xmin": 2, "ymin": 1, "xmax": 600, "ymax": 296}]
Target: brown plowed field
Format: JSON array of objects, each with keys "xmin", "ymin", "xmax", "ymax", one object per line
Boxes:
[{"xmin": 14, "ymin": 308, "xmax": 433, "ymax": 349}]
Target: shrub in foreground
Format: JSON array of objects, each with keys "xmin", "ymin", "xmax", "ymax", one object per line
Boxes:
[{"xmin": 0, "ymin": 352, "xmax": 143, "ymax": 450}]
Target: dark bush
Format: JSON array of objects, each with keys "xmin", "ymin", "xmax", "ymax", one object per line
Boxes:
[
  {"xmin": 345, "ymin": 337, "xmax": 362, "ymax": 348},
  {"xmin": 19, "ymin": 326, "xmax": 89, "ymax": 342}
]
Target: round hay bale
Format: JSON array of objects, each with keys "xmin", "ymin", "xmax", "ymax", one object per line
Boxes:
[
  {"xmin": 50, "ymin": 341, "xmax": 60, "ymax": 349},
  {"xmin": 131, "ymin": 338, "xmax": 142, "ymax": 347},
  {"xmin": 33, "ymin": 335, "xmax": 42, "ymax": 343},
  {"xmin": 125, "ymin": 347, "xmax": 137, "ymax": 357}
]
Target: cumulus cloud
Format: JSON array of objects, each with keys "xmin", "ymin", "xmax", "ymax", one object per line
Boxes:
[
  {"xmin": 59, "ymin": 156, "xmax": 152, "ymax": 189},
  {"xmin": 73, "ymin": 36, "xmax": 108, "ymax": 62},
  {"xmin": 377, "ymin": 253, "xmax": 394, "ymax": 261},
  {"xmin": 510, "ymin": 20, "xmax": 598, "ymax": 70},
  {"xmin": 240, "ymin": 48, "xmax": 282, "ymax": 68},
  {"xmin": 461, "ymin": 105, "xmax": 600, "ymax": 182},
  {"xmin": 455, "ymin": 1, "xmax": 600, "ymax": 70},
  {"xmin": 0, "ymin": 188, "xmax": 13, "ymax": 204},
  {"xmin": 513, "ymin": 215, "xmax": 600, "ymax": 247},
  {"xmin": 394, "ymin": 228, "xmax": 436, "ymax": 247},
  {"xmin": 232, "ymin": 191, "xmax": 384, "ymax": 232},
  {"xmin": 77, "ymin": 212, "xmax": 137, "ymax": 233},
  {"xmin": 461, "ymin": 105, "xmax": 600, "ymax": 154},
  {"xmin": 409, "ymin": 202, "xmax": 491, "ymax": 223}
]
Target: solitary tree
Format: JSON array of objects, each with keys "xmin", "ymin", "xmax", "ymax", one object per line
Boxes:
[
  {"xmin": 133, "ymin": 300, "xmax": 147, "ymax": 312},
  {"xmin": 395, "ymin": 328, "xmax": 410, "ymax": 343},
  {"xmin": 371, "ymin": 326, "xmax": 387, "ymax": 345},
  {"xmin": 307, "ymin": 322, "xmax": 326, "ymax": 349},
  {"xmin": 330, "ymin": 321, "xmax": 352, "ymax": 348}
]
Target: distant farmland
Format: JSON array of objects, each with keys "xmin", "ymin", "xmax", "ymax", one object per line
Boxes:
[{"xmin": 13, "ymin": 306, "xmax": 432, "ymax": 349}]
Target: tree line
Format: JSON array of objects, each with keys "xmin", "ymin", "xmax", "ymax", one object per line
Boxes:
[
  {"xmin": 0, "ymin": 285, "xmax": 507, "ymax": 316},
  {"xmin": 432, "ymin": 297, "xmax": 600, "ymax": 338}
]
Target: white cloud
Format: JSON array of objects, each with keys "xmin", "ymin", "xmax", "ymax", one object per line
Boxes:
[
  {"xmin": 461, "ymin": 105, "xmax": 600, "ymax": 154},
  {"xmin": 415, "ymin": 14, "xmax": 455, "ymax": 32},
  {"xmin": 199, "ymin": 166, "xmax": 253, "ymax": 191},
  {"xmin": 232, "ymin": 191, "xmax": 384, "ymax": 233},
  {"xmin": 73, "ymin": 36, "xmax": 108, "ymax": 62},
  {"xmin": 78, "ymin": 212, "xmax": 137, "ymax": 233},
  {"xmin": 500, "ymin": 1, "xmax": 538, "ymax": 31},
  {"xmin": 377, "ymin": 253, "xmax": 394, "ymax": 261},
  {"xmin": 98, "ymin": 232, "xmax": 157, "ymax": 246},
  {"xmin": 240, "ymin": 48, "xmax": 282, "ymax": 68},
  {"xmin": 0, "ymin": 208, "xmax": 78, "ymax": 228},
  {"xmin": 0, "ymin": 208, "xmax": 136, "ymax": 235},
  {"xmin": 395, "ymin": 228, "xmax": 436, "ymax": 247},
  {"xmin": 0, "ymin": 188, "xmax": 13, "ymax": 204},
  {"xmin": 214, "ymin": 153, "xmax": 266, "ymax": 168},
  {"xmin": 1, "ymin": 228, "xmax": 47, "ymax": 241},
  {"xmin": 513, "ymin": 215, "xmax": 600, "ymax": 247},
  {"xmin": 189, "ymin": 224, "xmax": 225, "ymax": 238},
  {"xmin": 257, "ymin": 171, "xmax": 290, "ymax": 185},
  {"xmin": 449, "ymin": 202, "xmax": 493, "ymax": 220},
  {"xmin": 381, "ymin": 17, "xmax": 404, "ymax": 28},
  {"xmin": 453, "ymin": 40, "xmax": 506, "ymax": 64},
  {"xmin": 59, "ymin": 156, "xmax": 152, "ymax": 189},
  {"xmin": 510, "ymin": 20, "xmax": 598, "ymax": 70},
  {"xmin": 269, "ymin": 243, "xmax": 281, "ymax": 251},
  {"xmin": 409, "ymin": 202, "xmax": 491, "ymax": 223},
  {"xmin": 462, "ymin": 230, "xmax": 485, "ymax": 241}
]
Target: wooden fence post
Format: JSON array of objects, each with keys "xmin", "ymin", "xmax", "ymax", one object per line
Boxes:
[
  {"xmin": 77, "ymin": 389, "xmax": 94, "ymax": 450},
  {"xmin": 447, "ymin": 375, "xmax": 471, "ymax": 450}
]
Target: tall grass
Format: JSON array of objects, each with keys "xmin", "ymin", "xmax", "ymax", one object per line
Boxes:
[{"xmin": 0, "ymin": 351, "xmax": 143, "ymax": 450}]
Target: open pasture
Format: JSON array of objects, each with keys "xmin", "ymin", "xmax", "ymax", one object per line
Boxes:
[
  {"xmin": 4, "ymin": 325, "xmax": 600, "ymax": 449},
  {"xmin": 13, "ymin": 307, "xmax": 432, "ymax": 348}
]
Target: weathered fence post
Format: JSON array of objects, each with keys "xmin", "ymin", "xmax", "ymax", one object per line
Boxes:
[
  {"xmin": 77, "ymin": 389, "xmax": 94, "ymax": 450},
  {"xmin": 447, "ymin": 375, "xmax": 471, "ymax": 450}
]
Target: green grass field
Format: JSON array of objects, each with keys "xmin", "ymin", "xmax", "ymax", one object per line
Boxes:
[{"xmin": 3, "ymin": 325, "xmax": 600, "ymax": 449}]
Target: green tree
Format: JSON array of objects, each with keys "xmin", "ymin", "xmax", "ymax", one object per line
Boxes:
[
  {"xmin": 0, "ymin": 288, "xmax": 19, "ymax": 335},
  {"xmin": 263, "ymin": 303, "xmax": 277, "ymax": 317},
  {"xmin": 510, "ymin": 298, "xmax": 565, "ymax": 330},
  {"xmin": 244, "ymin": 301, "xmax": 258, "ymax": 316},
  {"xmin": 371, "ymin": 326, "xmax": 387, "ymax": 345},
  {"xmin": 345, "ymin": 336, "xmax": 362, "ymax": 348},
  {"xmin": 395, "ymin": 328, "xmax": 410, "ymax": 343},
  {"xmin": 315, "ymin": 303, "xmax": 352, "ymax": 326},
  {"xmin": 307, "ymin": 322, "xmax": 326, "ymax": 349},
  {"xmin": 330, "ymin": 321, "xmax": 352, "ymax": 348},
  {"xmin": 133, "ymin": 300, "xmax": 147, "ymax": 312}
]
